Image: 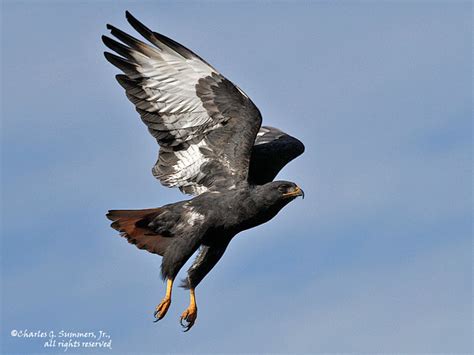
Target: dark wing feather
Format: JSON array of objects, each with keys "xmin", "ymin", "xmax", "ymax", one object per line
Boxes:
[
  {"xmin": 103, "ymin": 11, "xmax": 261, "ymax": 195},
  {"xmin": 248, "ymin": 126, "xmax": 305, "ymax": 185}
]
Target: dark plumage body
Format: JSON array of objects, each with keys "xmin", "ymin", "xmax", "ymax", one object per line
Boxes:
[
  {"xmin": 109, "ymin": 182, "xmax": 301, "ymax": 288},
  {"xmin": 103, "ymin": 11, "xmax": 305, "ymax": 331},
  {"xmin": 159, "ymin": 182, "xmax": 300, "ymax": 287}
]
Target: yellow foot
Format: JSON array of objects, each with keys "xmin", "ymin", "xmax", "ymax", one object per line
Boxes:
[
  {"xmin": 153, "ymin": 297, "xmax": 171, "ymax": 322},
  {"xmin": 180, "ymin": 305, "xmax": 197, "ymax": 332},
  {"xmin": 154, "ymin": 278, "xmax": 173, "ymax": 323}
]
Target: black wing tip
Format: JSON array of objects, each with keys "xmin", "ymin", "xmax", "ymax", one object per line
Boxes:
[
  {"xmin": 103, "ymin": 51, "xmax": 136, "ymax": 72},
  {"xmin": 125, "ymin": 10, "xmax": 134, "ymax": 19},
  {"xmin": 123, "ymin": 9, "xmax": 208, "ymax": 65},
  {"xmin": 101, "ymin": 34, "xmax": 114, "ymax": 47},
  {"xmin": 125, "ymin": 10, "xmax": 141, "ymax": 26},
  {"xmin": 106, "ymin": 23, "xmax": 124, "ymax": 36},
  {"xmin": 115, "ymin": 74, "xmax": 136, "ymax": 88},
  {"xmin": 103, "ymin": 51, "xmax": 117, "ymax": 62},
  {"xmin": 284, "ymin": 135, "xmax": 305, "ymax": 156},
  {"xmin": 106, "ymin": 24, "xmax": 131, "ymax": 40},
  {"xmin": 125, "ymin": 9, "xmax": 153, "ymax": 36},
  {"xmin": 115, "ymin": 73, "xmax": 128, "ymax": 81},
  {"xmin": 102, "ymin": 35, "xmax": 123, "ymax": 51},
  {"xmin": 296, "ymin": 140, "xmax": 305, "ymax": 155}
]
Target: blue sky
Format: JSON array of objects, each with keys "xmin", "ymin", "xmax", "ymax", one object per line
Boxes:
[{"xmin": 1, "ymin": 1, "xmax": 472, "ymax": 353}]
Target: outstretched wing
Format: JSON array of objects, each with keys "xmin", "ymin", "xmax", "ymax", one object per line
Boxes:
[
  {"xmin": 248, "ymin": 126, "xmax": 305, "ymax": 185},
  {"xmin": 103, "ymin": 11, "xmax": 261, "ymax": 195}
]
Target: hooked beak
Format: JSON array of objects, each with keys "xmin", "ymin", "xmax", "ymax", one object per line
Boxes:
[{"xmin": 282, "ymin": 185, "xmax": 305, "ymax": 199}]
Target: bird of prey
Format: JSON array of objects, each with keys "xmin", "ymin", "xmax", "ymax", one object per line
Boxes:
[{"xmin": 103, "ymin": 11, "xmax": 305, "ymax": 331}]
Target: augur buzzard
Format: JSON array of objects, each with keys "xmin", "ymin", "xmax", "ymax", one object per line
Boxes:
[{"xmin": 103, "ymin": 12, "xmax": 305, "ymax": 331}]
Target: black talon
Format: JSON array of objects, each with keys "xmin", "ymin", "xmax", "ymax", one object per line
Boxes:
[
  {"xmin": 180, "ymin": 315, "xmax": 195, "ymax": 332},
  {"xmin": 154, "ymin": 310, "xmax": 162, "ymax": 322},
  {"xmin": 183, "ymin": 321, "xmax": 194, "ymax": 332}
]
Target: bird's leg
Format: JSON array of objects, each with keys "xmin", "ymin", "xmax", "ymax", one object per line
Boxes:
[
  {"xmin": 154, "ymin": 278, "xmax": 173, "ymax": 322},
  {"xmin": 180, "ymin": 288, "xmax": 198, "ymax": 331},
  {"xmin": 177, "ymin": 241, "xmax": 230, "ymax": 331}
]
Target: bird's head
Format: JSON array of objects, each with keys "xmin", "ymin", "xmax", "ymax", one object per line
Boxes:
[
  {"xmin": 254, "ymin": 181, "xmax": 304, "ymax": 210},
  {"xmin": 275, "ymin": 181, "xmax": 305, "ymax": 200}
]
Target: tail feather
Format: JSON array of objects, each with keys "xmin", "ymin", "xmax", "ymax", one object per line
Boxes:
[{"xmin": 106, "ymin": 208, "xmax": 172, "ymax": 256}]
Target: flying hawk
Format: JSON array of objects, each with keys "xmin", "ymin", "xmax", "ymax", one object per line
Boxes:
[{"xmin": 103, "ymin": 11, "xmax": 305, "ymax": 331}]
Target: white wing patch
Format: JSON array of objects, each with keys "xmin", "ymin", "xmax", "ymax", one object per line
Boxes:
[
  {"xmin": 152, "ymin": 138, "xmax": 210, "ymax": 193},
  {"xmin": 173, "ymin": 205, "xmax": 205, "ymax": 232},
  {"xmin": 103, "ymin": 21, "xmax": 217, "ymax": 147},
  {"xmin": 186, "ymin": 207, "xmax": 205, "ymax": 227}
]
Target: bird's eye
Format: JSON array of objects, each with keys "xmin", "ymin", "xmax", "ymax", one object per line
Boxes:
[{"xmin": 278, "ymin": 185, "xmax": 289, "ymax": 193}]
